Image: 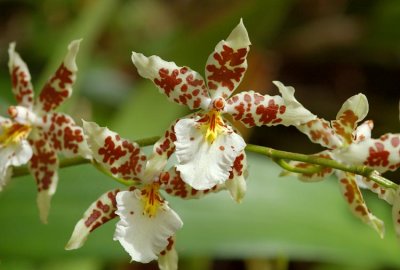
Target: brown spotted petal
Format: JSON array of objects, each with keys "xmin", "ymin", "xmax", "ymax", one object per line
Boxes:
[
  {"xmin": 334, "ymin": 133, "xmax": 400, "ymax": 173},
  {"xmin": 42, "ymin": 113, "xmax": 90, "ymax": 158},
  {"xmin": 205, "ymin": 19, "xmax": 251, "ymax": 100},
  {"xmin": 225, "ymin": 151, "xmax": 247, "ymax": 202},
  {"xmin": 159, "ymin": 167, "xmax": 224, "ymax": 200},
  {"xmin": 37, "ymin": 40, "xmax": 81, "ymax": 113},
  {"xmin": 145, "ymin": 119, "xmax": 179, "ymax": 181},
  {"xmin": 359, "ymin": 176, "xmax": 396, "ymax": 205},
  {"xmin": 28, "ymin": 134, "xmax": 59, "ymax": 223},
  {"xmin": 226, "ymin": 81, "xmax": 316, "ymax": 128},
  {"xmin": 131, "ymin": 52, "xmax": 210, "ymax": 110},
  {"xmin": 336, "ymin": 171, "xmax": 384, "ymax": 238},
  {"xmin": 354, "ymin": 120, "xmax": 374, "ymax": 143},
  {"xmin": 8, "ymin": 43, "xmax": 34, "ymax": 109},
  {"xmin": 297, "ymin": 118, "xmax": 342, "ymax": 149},
  {"xmin": 158, "ymin": 236, "xmax": 178, "ymax": 270},
  {"xmin": 83, "ymin": 121, "xmax": 147, "ymax": 181},
  {"xmin": 331, "ymin": 93, "xmax": 368, "ymax": 145},
  {"xmin": 65, "ymin": 189, "xmax": 120, "ymax": 250}
]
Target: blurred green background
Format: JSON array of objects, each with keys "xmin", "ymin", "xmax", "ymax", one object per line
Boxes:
[{"xmin": 1, "ymin": 0, "xmax": 400, "ymax": 269}]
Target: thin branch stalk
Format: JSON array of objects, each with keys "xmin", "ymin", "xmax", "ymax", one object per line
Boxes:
[{"xmin": 12, "ymin": 137, "xmax": 398, "ymax": 190}]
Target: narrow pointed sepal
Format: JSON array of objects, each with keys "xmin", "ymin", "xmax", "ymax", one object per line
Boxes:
[
  {"xmin": 28, "ymin": 135, "xmax": 59, "ymax": 223},
  {"xmin": 296, "ymin": 118, "xmax": 342, "ymax": 149},
  {"xmin": 83, "ymin": 121, "xmax": 147, "ymax": 180},
  {"xmin": 205, "ymin": 19, "xmax": 251, "ymax": 99},
  {"xmin": 337, "ymin": 171, "xmax": 385, "ymax": 238},
  {"xmin": 131, "ymin": 52, "xmax": 210, "ymax": 110},
  {"xmin": 42, "ymin": 113, "xmax": 90, "ymax": 158},
  {"xmin": 65, "ymin": 189, "xmax": 120, "ymax": 250},
  {"xmin": 158, "ymin": 237, "xmax": 178, "ymax": 270},
  {"xmin": 225, "ymin": 151, "xmax": 247, "ymax": 202},
  {"xmin": 8, "ymin": 43, "xmax": 34, "ymax": 109},
  {"xmin": 37, "ymin": 40, "xmax": 81, "ymax": 113},
  {"xmin": 331, "ymin": 93, "xmax": 369, "ymax": 145},
  {"xmin": 226, "ymin": 81, "xmax": 316, "ymax": 127}
]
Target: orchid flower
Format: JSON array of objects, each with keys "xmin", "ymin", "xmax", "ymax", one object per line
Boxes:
[
  {"xmin": 286, "ymin": 93, "xmax": 386, "ymax": 237},
  {"xmin": 0, "ymin": 40, "xmax": 90, "ymax": 223},
  {"xmin": 332, "ymin": 103, "xmax": 400, "ymax": 240},
  {"xmin": 66, "ymin": 121, "xmax": 225, "ymax": 269},
  {"xmin": 131, "ymin": 19, "xmax": 316, "ymax": 192}
]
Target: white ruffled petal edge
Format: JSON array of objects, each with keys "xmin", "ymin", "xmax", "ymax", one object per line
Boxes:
[
  {"xmin": 0, "ymin": 140, "xmax": 32, "ymax": 190},
  {"xmin": 174, "ymin": 117, "xmax": 246, "ymax": 190},
  {"xmin": 113, "ymin": 190, "xmax": 183, "ymax": 263}
]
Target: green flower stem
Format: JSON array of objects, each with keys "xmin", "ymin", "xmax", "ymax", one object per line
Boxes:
[
  {"xmin": 245, "ymin": 144, "xmax": 398, "ymax": 190},
  {"xmin": 12, "ymin": 136, "xmax": 160, "ymax": 178},
  {"xmin": 272, "ymin": 158, "xmax": 323, "ymax": 175},
  {"xmin": 12, "ymin": 136, "xmax": 398, "ymax": 190}
]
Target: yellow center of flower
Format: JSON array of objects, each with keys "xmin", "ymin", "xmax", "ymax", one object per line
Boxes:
[
  {"xmin": 141, "ymin": 183, "xmax": 163, "ymax": 218},
  {"xmin": 0, "ymin": 122, "xmax": 31, "ymax": 147},
  {"xmin": 199, "ymin": 110, "xmax": 225, "ymax": 144}
]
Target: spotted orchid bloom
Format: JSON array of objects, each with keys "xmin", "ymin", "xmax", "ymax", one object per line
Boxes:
[
  {"xmin": 131, "ymin": 20, "xmax": 316, "ymax": 191},
  {"xmin": 0, "ymin": 40, "xmax": 90, "ymax": 223},
  {"xmin": 66, "ymin": 121, "xmax": 225, "ymax": 269},
  {"xmin": 286, "ymin": 93, "xmax": 386, "ymax": 237},
  {"xmin": 333, "ymin": 103, "xmax": 400, "ymax": 240}
]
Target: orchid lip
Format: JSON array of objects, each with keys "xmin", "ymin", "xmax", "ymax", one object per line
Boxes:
[{"xmin": 0, "ymin": 122, "xmax": 31, "ymax": 147}]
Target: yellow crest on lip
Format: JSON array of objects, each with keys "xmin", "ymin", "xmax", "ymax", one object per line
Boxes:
[
  {"xmin": 198, "ymin": 110, "xmax": 225, "ymax": 144},
  {"xmin": 141, "ymin": 183, "xmax": 163, "ymax": 218},
  {"xmin": 0, "ymin": 122, "xmax": 31, "ymax": 147}
]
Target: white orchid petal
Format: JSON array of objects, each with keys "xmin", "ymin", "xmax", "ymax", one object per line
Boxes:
[
  {"xmin": 114, "ymin": 190, "xmax": 183, "ymax": 263},
  {"xmin": 174, "ymin": 117, "xmax": 246, "ymax": 190}
]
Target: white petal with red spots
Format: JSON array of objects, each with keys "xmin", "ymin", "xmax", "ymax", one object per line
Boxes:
[
  {"xmin": 83, "ymin": 121, "xmax": 147, "ymax": 180},
  {"xmin": 331, "ymin": 93, "xmax": 368, "ymax": 145},
  {"xmin": 358, "ymin": 177, "xmax": 396, "ymax": 205},
  {"xmin": 131, "ymin": 52, "xmax": 210, "ymax": 110},
  {"xmin": 225, "ymin": 151, "xmax": 247, "ymax": 203},
  {"xmin": 8, "ymin": 43, "xmax": 34, "ymax": 109},
  {"xmin": 37, "ymin": 40, "xmax": 80, "ymax": 113},
  {"xmin": 297, "ymin": 118, "xmax": 343, "ymax": 149},
  {"xmin": 66, "ymin": 189, "xmax": 120, "ymax": 250},
  {"xmin": 354, "ymin": 120, "xmax": 373, "ymax": 143},
  {"xmin": 336, "ymin": 171, "xmax": 384, "ymax": 238},
  {"xmin": 174, "ymin": 116, "xmax": 246, "ymax": 190},
  {"xmin": 42, "ymin": 113, "xmax": 90, "ymax": 158},
  {"xmin": 28, "ymin": 136, "xmax": 59, "ymax": 223},
  {"xmin": 158, "ymin": 237, "xmax": 178, "ymax": 270},
  {"xmin": 334, "ymin": 133, "xmax": 400, "ymax": 173},
  {"xmin": 226, "ymin": 81, "xmax": 316, "ymax": 127},
  {"xmin": 205, "ymin": 19, "xmax": 250, "ymax": 100},
  {"xmin": 113, "ymin": 190, "xmax": 183, "ymax": 263}
]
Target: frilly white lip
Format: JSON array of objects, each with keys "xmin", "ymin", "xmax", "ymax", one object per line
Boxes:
[{"xmin": 174, "ymin": 115, "xmax": 246, "ymax": 190}]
